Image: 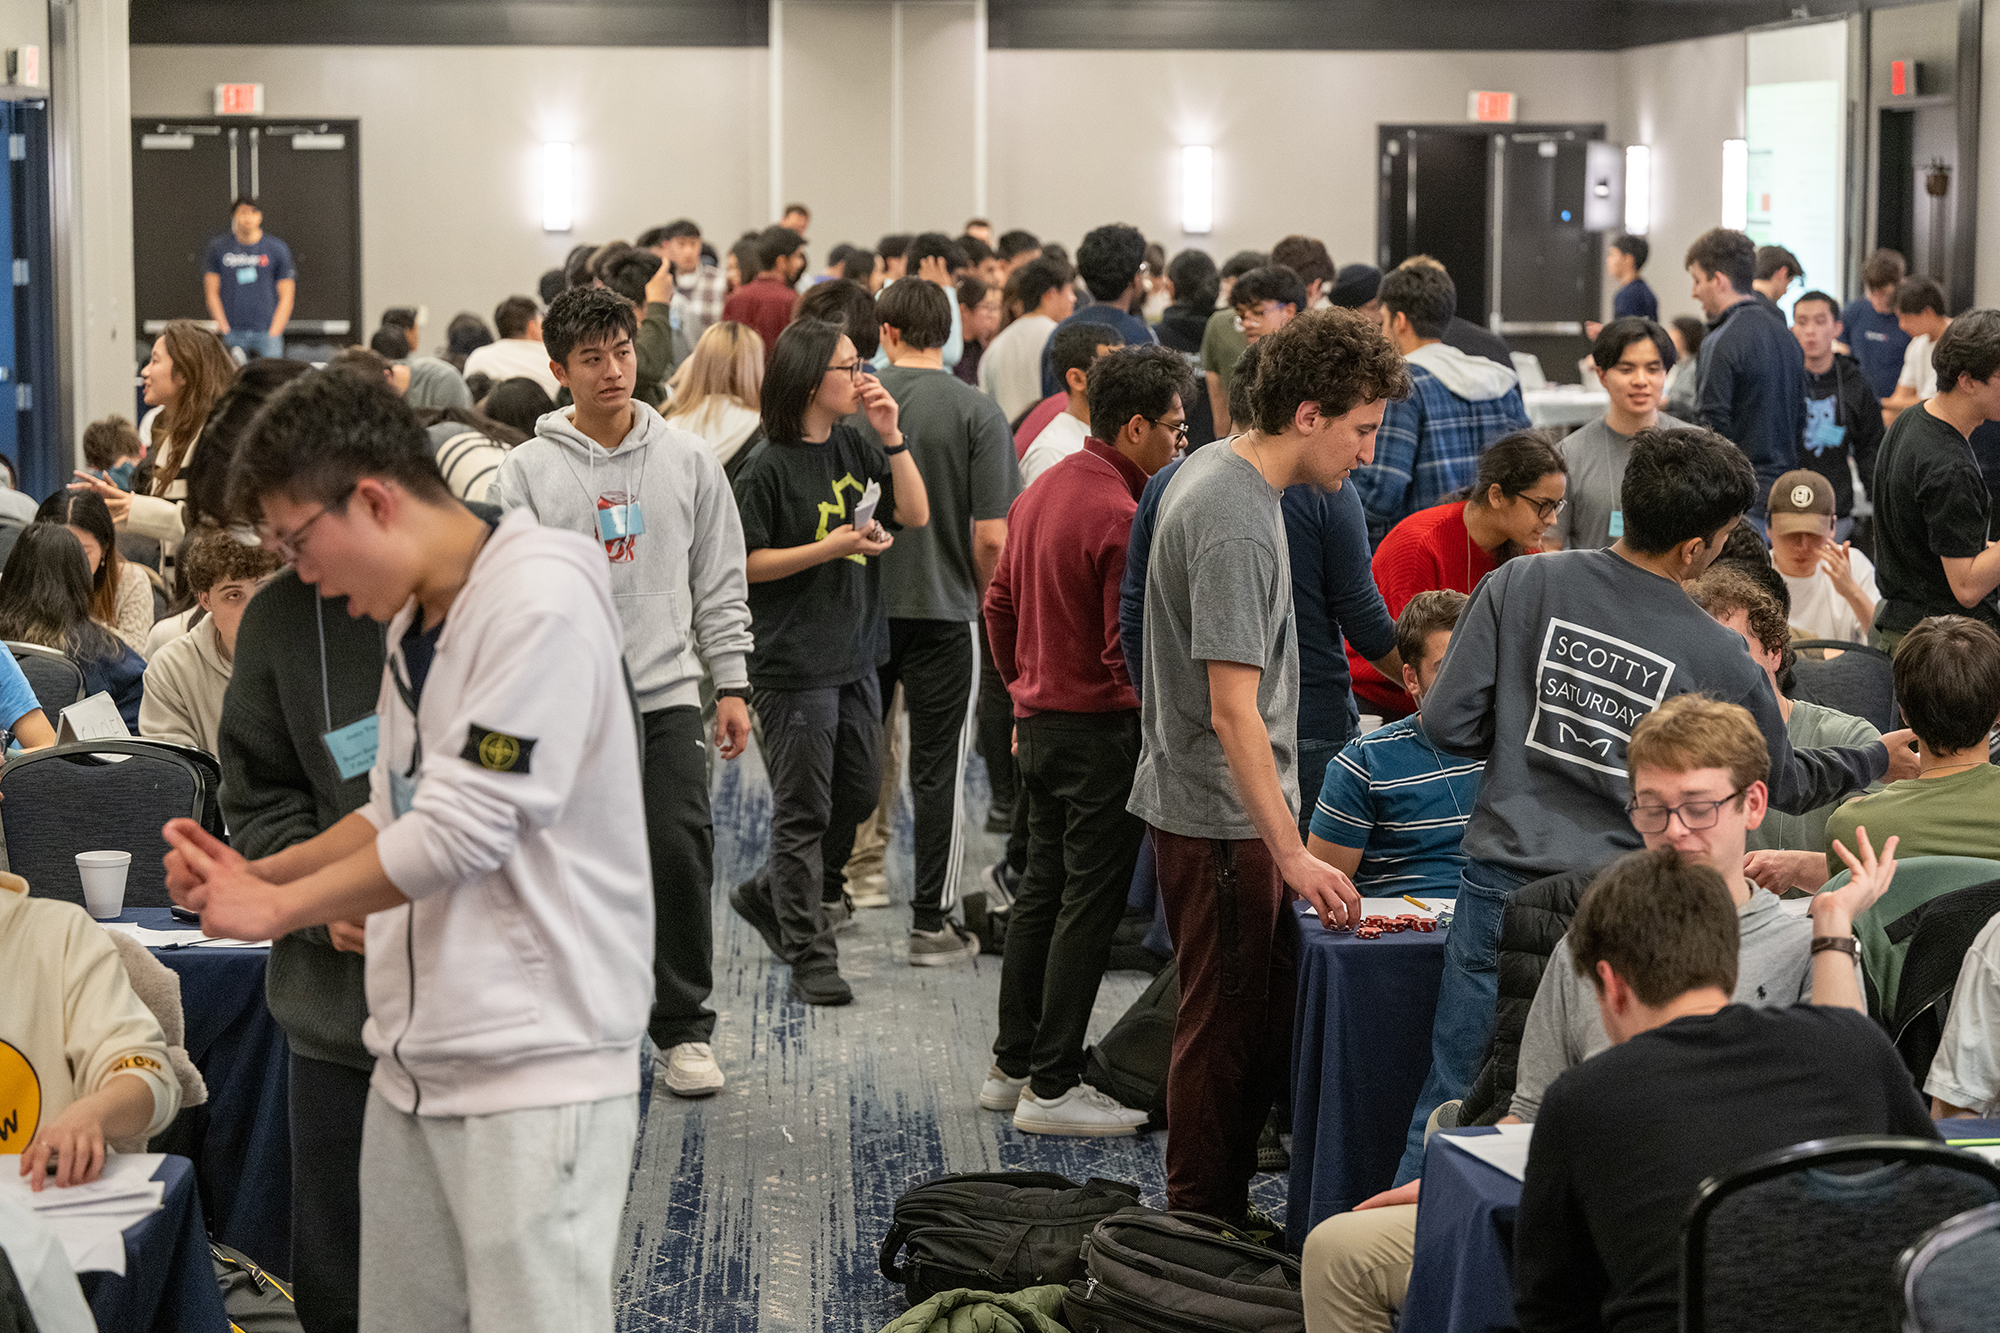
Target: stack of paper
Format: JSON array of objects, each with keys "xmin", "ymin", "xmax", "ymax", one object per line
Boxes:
[
  {"xmin": 0, "ymin": 1151, "xmax": 167, "ymax": 1275},
  {"xmin": 1441, "ymin": 1123, "xmax": 1535, "ymax": 1182},
  {"xmin": 100, "ymin": 920, "xmax": 269, "ymax": 950}
]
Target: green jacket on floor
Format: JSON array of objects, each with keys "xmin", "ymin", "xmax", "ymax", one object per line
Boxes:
[{"xmin": 877, "ymin": 1284, "xmax": 1069, "ymax": 1333}]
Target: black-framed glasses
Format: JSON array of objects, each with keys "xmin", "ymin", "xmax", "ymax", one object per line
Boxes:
[
  {"xmin": 826, "ymin": 360, "xmax": 869, "ymax": 383},
  {"xmin": 1521, "ymin": 494, "xmax": 1567, "ymax": 522},
  {"xmin": 1625, "ymin": 786, "xmax": 1748, "ymax": 835},
  {"xmin": 1148, "ymin": 417, "xmax": 1191, "ymax": 444}
]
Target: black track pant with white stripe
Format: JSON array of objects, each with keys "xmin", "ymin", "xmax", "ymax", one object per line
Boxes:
[{"xmin": 879, "ymin": 617, "xmax": 978, "ymax": 934}]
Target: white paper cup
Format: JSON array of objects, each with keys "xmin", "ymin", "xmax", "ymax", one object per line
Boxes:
[
  {"xmin": 76, "ymin": 851, "xmax": 132, "ymax": 920},
  {"xmin": 1358, "ymin": 714, "xmax": 1385, "ymax": 735}
]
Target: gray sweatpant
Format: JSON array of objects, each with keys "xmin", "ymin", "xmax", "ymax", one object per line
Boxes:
[{"xmin": 358, "ymin": 1089, "xmax": 639, "ymax": 1333}]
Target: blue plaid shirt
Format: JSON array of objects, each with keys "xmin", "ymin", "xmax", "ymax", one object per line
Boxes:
[{"xmin": 1351, "ymin": 364, "xmax": 1530, "ymax": 544}]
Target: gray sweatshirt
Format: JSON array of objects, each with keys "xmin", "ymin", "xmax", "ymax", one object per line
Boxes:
[
  {"xmin": 1423, "ymin": 548, "xmax": 1888, "ymax": 878},
  {"xmin": 495, "ymin": 401, "xmax": 753, "ymax": 711},
  {"xmin": 1510, "ymin": 888, "xmax": 1813, "ymax": 1120}
]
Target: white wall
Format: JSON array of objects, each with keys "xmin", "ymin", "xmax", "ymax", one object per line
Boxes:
[
  {"xmin": 55, "ymin": 0, "xmax": 135, "ymax": 452},
  {"xmin": 1979, "ymin": 0, "xmax": 2000, "ymax": 308},
  {"xmin": 130, "ymin": 45, "xmax": 769, "ymax": 340},
  {"xmin": 1613, "ymin": 34, "xmax": 1747, "ymax": 324}
]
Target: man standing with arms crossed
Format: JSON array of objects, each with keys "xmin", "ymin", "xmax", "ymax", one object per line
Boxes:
[
  {"xmin": 1129, "ymin": 308, "xmax": 1408, "ymax": 1231},
  {"xmin": 204, "ymin": 195, "xmax": 295, "ymax": 361}
]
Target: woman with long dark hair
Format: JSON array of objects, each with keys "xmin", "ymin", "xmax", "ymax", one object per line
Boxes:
[
  {"xmin": 35, "ymin": 490, "xmax": 153, "ymax": 653},
  {"xmin": 70, "ymin": 319, "xmax": 237, "ymax": 554},
  {"xmin": 0, "ymin": 524, "xmax": 146, "ymax": 727},
  {"xmin": 1350, "ymin": 429, "xmax": 1569, "ymax": 718},
  {"xmin": 727, "ymin": 316, "xmax": 929, "ymax": 1005}
]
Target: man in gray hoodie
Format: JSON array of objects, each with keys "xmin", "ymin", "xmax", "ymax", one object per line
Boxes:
[{"xmin": 494, "ymin": 285, "xmax": 754, "ymax": 1099}]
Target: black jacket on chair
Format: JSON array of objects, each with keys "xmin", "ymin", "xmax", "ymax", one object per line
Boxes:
[{"xmin": 1459, "ymin": 869, "xmax": 1595, "ymax": 1125}]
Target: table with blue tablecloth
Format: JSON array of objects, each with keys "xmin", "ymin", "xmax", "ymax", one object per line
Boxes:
[
  {"xmin": 1288, "ymin": 900, "xmax": 1448, "ymax": 1242},
  {"xmin": 1398, "ymin": 1117, "xmax": 2000, "ymax": 1333},
  {"xmin": 116, "ymin": 907, "xmax": 293, "ymax": 1277},
  {"xmin": 76, "ymin": 1154, "xmax": 230, "ymax": 1333}
]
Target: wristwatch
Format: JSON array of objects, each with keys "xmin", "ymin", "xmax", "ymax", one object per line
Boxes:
[
  {"xmin": 1809, "ymin": 936, "xmax": 1859, "ymax": 958},
  {"xmin": 715, "ymin": 687, "xmax": 753, "ymax": 701},
  {"xmin": 883, "ymin": 443, "xmax": 910, "ymax": 456}
]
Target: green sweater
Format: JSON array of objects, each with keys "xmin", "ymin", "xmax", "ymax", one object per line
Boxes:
[{"xmin": 218, "ymin": 570, "xmax": 385, "ymax": 1071}]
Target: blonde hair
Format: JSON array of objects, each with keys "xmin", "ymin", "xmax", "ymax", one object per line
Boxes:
[
  {"xmin": 1626, "ymin": 694, "xmax": 1770, "ymax": 793},
  {"xmin": 664, "ymin": 321, "xmax": 764, "ymax": 424}
]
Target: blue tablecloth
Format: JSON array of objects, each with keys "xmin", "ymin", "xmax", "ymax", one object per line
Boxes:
[
  {"xmin": 121, "ymin": 907, "xmax": 293, "ymax": 1277},
  {"xmin": 1399, "ymin": 1117, "xmax": 2000, "ymax": 1333},
  {"xmin": 1288, "ymin": 900, "xmax": 1447, "ymax": 1242},
  {"xmin": 77, "ymin": 1154, "xmax": 229, "ymax": 1333}
]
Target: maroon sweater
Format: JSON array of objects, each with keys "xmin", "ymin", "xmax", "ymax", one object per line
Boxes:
[{"xmin": 984, "ymin": 436, "xmax": 1147, "ymax": 716}]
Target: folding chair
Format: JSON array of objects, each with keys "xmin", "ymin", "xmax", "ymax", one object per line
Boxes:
[
  {"xmin": 5, "ymin": 640, "xmax": 85, "ymax": 719},
  {"xmin": 1900, "ymin": 1201, "xmax": 2000, "ymax": 1333}
]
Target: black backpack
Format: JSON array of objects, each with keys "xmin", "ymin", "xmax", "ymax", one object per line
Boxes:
[
  {"xmin": 1065, "ymin": 1208, "xmax": 1304, "ymax": 1333},
  {"xmin": 879, "ymin": 1171, "xmax": 1143, "ymax": 1305},
  {"xmin": 212, "ymin": 1241, "xmax": 303, "ymax": 1331},
  {"xmin": 1083, "ymin": 959, "xmax": 1178, "ymax": 1130}
]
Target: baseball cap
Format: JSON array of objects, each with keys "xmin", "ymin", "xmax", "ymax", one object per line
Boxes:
[
  {"xmin": 1767, "ymin": 469, "xmax": 1834, "ymax": 536},
  {"xmin": 1330, "ymin": 263, "xmax": 1383, "ymax": 309}
]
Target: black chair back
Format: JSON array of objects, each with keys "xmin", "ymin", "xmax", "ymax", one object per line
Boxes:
[
  {"xmin": 1900, "ymin": 1201, "xmax": 2000, "ymax": 1333},
  {"xmin": 5, "ymin": 640, "xmax": 84, "ymax": 720},
  {"xmin": 0, "ymin": 739, "xmax": 225, "ymax": 909},
  {"xmin": 1683, "ymin": 1137, "xmax": 2000, "ymax": 1333},
  {"xmin": 1789, "ymin": 639, "xmax": 1900, "ymax": 733},
  {"xmin": 1889, "ymin": 883, "xmax": 2000, "ymax": 1085}
]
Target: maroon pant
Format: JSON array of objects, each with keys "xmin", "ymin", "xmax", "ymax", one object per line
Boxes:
[{"xmin": 1152, "ymin": 827, "xmax": 1299, "ymax": 1221}]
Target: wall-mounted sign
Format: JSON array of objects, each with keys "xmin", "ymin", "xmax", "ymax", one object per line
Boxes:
[
  {"xmin": 214, "ymin": 83, "xmax": 264, "ymax": 115},
  {"xmin": 1468, "ymin": 91, "xmax": 1517, "ymax": 124}
]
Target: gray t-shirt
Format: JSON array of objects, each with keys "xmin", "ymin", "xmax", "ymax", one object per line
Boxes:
[
  {"xmin": 861, "ymin": 364, "xmax": 1019, "ymax": 622},
  {"xmin": 1510, "ymin": 888, "xmax": 1813, "ymax": 1120},
  {"xmin": 1548, "ymin": 412, "xmax": 1687, "ymax": 551},
  {"xmin": 1745, "ymin": 700, "xmax": 1882, "ymax": 856},
  {"xmin": 1128, "ymin": 443, "xmax": 1298, "ymax": 839}
]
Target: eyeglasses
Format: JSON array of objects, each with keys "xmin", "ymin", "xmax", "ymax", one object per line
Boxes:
[
  {"xmin": 1521, "ymin": 494, "xmax": 1567, "ymax": 522},
  {"xmin": 1147, "ymin": 417, "xmax": 1191, "ymax": 444},
  {"xmin": 1625, "ymin": 786, "xmax": 1747, "ymax": 835},
  {"xmin": 265, "ymin": 492, "xmax": 350, "ymax": 564},
  {"xmin": 826, "ymin": 360, "xmax": 869, "ymax": 383}
]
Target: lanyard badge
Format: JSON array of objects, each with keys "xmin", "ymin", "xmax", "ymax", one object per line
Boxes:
[{"xmin": 322, "ymin": 714, "xmax": 380, "ymax": 782}]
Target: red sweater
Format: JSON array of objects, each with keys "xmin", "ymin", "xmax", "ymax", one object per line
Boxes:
[
  {"xmin": 984, "ymin": 437, "xmax": 1147, "ymax": 716},
  {"xmin": 722, "ymin": 275, "xmax": 798, "ymax": 364},
  {"xmin": 1348, "ymin": 501, "xmax": 1499, "ymax": 715}
]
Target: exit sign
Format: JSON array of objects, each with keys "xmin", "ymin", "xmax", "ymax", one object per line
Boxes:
[
  {"xmin": 214, "ymin": 83, "xmax": 264, "ymax": 115},
  {"xmin": 1468, "ymin": 91, "xmax": 1517, "ymax": 124},
  {"xmin": 1890, "ymin": 60, "xmax": 1924, "ymax": 97}
]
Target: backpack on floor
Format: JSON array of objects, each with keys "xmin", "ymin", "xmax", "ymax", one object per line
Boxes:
[
  {"xmin": 880, "ymin": 1171, "xmax": 1144, "ymax": 1305},
  {"xmin": 1064, "ymin": 1208, "xmax": 1304, "ymax": 1333},
  {"xmin": 1082, "ymin": 959, "xmax": 1178, "ymax": 1130},
  {"xmin": 212, "ymin": 1241, "xmax": 303, "ymax": 1332}
]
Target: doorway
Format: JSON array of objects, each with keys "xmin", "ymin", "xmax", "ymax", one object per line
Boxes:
[
  {"xmin": 131, "ymin": 118, "xmax": 361, "ymax": 363},
  {"xmin": 1876, "ymin": 100, "xmax": 1958, "ymax": 290},
  {"xmin": 1378, "ymin": 123, "xmax": 1606, "ymax": 382}
]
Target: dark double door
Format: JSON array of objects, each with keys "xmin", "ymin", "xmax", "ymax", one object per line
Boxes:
[{"xmin": 131, "ymin": 118, "xmax": 361, "ymax": 361}]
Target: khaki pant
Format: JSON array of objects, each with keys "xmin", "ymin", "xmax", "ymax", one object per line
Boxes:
[
  {"xmin": 1300, "ymin": 1204, "xmax": 1416, "ymax": 1333},
  {"xmin": 844, "ymin": 685, "xmax": 904, "ymax": 886}
]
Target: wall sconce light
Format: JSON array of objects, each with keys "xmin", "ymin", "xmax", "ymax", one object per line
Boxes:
[
  {"xmin": 543, "ymin": 142, "xmax": 573, "ymax": 233},
  {"xmin": 1721, "ymin": 138, "xmax": 1748, "ymax": 230},
  {"xmin": 1181, "ymin": 145, "xmax": 1213, "ymax": 235},
  {"xmin": 1624, "ymin": 144, "xmax": 1651, "ymax": 235}
]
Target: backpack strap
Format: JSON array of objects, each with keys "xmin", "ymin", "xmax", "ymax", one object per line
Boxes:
[{"xmin": 879, "ymin": 1218, "xmax": 912, "ymax": 1284}]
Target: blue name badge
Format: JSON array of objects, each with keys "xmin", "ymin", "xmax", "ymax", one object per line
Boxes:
[
  {"xmin": 596, "ymin": 502, "xmax": 646, "ymax": 541},
  {"xmin": 322, "ymin": 714, "xmax": 380, "ymax": 783},
  {"xmin": 1608, "ymin": 510, "xmax": 1624, "ymax": 538},
  {"xmin": 235, "ymin": 265, "xmax": 258, "ymax": 285},
  {"xmin": 389, "ymin": 768, "xmax": 416, "ymax": 820}
]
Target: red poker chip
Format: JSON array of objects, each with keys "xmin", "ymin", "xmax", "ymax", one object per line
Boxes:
[{"xmin": 1356, "ymin": 927, "xmax": 1382, "ymax": 939}]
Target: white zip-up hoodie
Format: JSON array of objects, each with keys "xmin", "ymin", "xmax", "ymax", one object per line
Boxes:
[{"xmin": 360, "ymin": 510, "xmax": 654, "ymax": 1118}]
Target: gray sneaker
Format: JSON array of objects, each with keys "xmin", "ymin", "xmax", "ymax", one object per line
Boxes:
[
  {"xmin": 823, "ymin": 895, "xmax": 856, "ymax": 933},
  {"xmin": 908, "ymin": 922, "xmax": 981, "ymax": 967}
]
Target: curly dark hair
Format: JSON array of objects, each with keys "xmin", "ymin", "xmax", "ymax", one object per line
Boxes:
[
  {"xmin": 1087, "ymin": 344, "xmax": 1196, "ymax": 443},
  {"xmin": 1684, "ymin": 228, "xmax": 1756, "ymax": 294},
  {"xmin": 1076, "ymin": 224, "xmax": 1147, "ymax": 302},
  {"xmin": 1248, "ymin": 307, "xmax": 1411, "ymax": 435},
  {"xmin": 1618, "ymin": 426, "xmax": 1756, "ymax": 555}
]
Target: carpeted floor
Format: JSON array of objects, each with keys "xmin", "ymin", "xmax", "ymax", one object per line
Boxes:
[{"xmin": 611, "ymin": 733, "xmax": 1285, "ymax": 1332}]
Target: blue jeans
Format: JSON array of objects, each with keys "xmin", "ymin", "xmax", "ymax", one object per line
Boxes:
[
  {"xmin": 1393, "ymin": 857, "xmax": 1535, "ymax": 1184},
  {"xmin": 1295, "ymin": 736, "xmax": 1345, "ymax": 843},
  {"xmin": 225, "ymin": 329, "xmax": 283, "ymax": 361}
]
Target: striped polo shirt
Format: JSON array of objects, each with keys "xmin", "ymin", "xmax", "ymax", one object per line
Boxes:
[{"xmin": 1309, "ymin": 715, "xmax": 1484, "ymax": 897}]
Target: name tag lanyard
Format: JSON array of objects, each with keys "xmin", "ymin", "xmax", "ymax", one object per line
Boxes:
[
  {"xmin": 564, "ymin": 435, "xmax": 652, "ymax": 552},
  {"xmin": 316, "ymin": 593, "xmax": 387, "ymax": 783}
]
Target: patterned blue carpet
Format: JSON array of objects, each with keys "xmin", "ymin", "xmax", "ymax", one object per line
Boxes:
[{"xmin": 611, "ymin": 736, "xmax": 1286, "ymax": 1332}]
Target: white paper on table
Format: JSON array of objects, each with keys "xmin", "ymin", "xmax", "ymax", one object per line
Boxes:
[
  {"xmin": 1357, "ymin": 897, "xmax": 1455, "ymax": 919},
  {"xmin": 0, "ymin": 1153, "xmax": 167, "ymax": 1275},
  {"xmin": 1956, "ymin": 1144, "xmax": 2000, "ymax": 1169},
  {"xmin": 1440, "ymin": 1123, "xmax": 1535, "ymax": 1181},
  {"xmin": 99, "ymin": 921, "xmax": 270, "ymax": 950}
]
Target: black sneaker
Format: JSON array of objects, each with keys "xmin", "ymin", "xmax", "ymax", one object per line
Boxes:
[
  {"xmin": 789, "ymin": 965, "xmax": 853, "ymax": 1006},
  {"xmin": 729, "ymin": 879, "xmax": 787, "ymax": 961},
  {"xmin": 1234, "ymin": 1205, "xmax": 1286, "ymax": 1254},
  {"xmin": 1256, "ymin": 1115, "xmax": 1291, "ymax": 1174}
]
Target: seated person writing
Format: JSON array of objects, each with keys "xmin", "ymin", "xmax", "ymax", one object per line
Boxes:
[
  {"xmin": 1686, "ymin": 567, "xmax": 1882, "ymax": 896},
  {"xmin": 1299, "ymin": 693, "xmax": 1881, "ymax": 1333},
  {"xmin": 1767, "ymin": 469, "xmax": 1877, "ymax": 645},
  {"xmin": 1826, "ymin": 614, "xmax": 2000, "ymax": 875},
  {"xmin": 140, "ymin": 525, "xmax": 282, "ymax": 754},
  {"xmin": 1307, "ymin": 590, "xmax": 1482, "ymax": 896},
  {"xmin": 1514, "ymin": 839, "xmax": 1929, "ymax": 1333},
  {"xmin": 2, "ymin": 872, "xmax": 182, "ymax": 1188}
]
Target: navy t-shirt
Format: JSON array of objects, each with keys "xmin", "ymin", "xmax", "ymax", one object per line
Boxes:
[
  {"xmin": 1612, "ymin": 278, "xmax": 1658, "ymax": 322},
  {"xmin": 204, "ymin": 232, "xmax": 296, "ymax": 332},
  {"xmin": 1840, "ymin": 297, "xmax": 1911, "ymax": 401}
]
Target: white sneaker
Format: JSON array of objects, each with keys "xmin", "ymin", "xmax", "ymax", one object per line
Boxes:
[
  {"xmin": 847, "ymin": 871, "xmax": 890, "ymax": 909},
  {"xmin": 1012, "ymin": 1083, "xmax": 1149, "ymax": 1137},
  {"xmin": 979, "ymin": 1065, "xmax": 1030, "ymax": 1112},
  {"xmin": 662, "ymin": 1041, "xmax": 725, "ymax": 1098}
]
